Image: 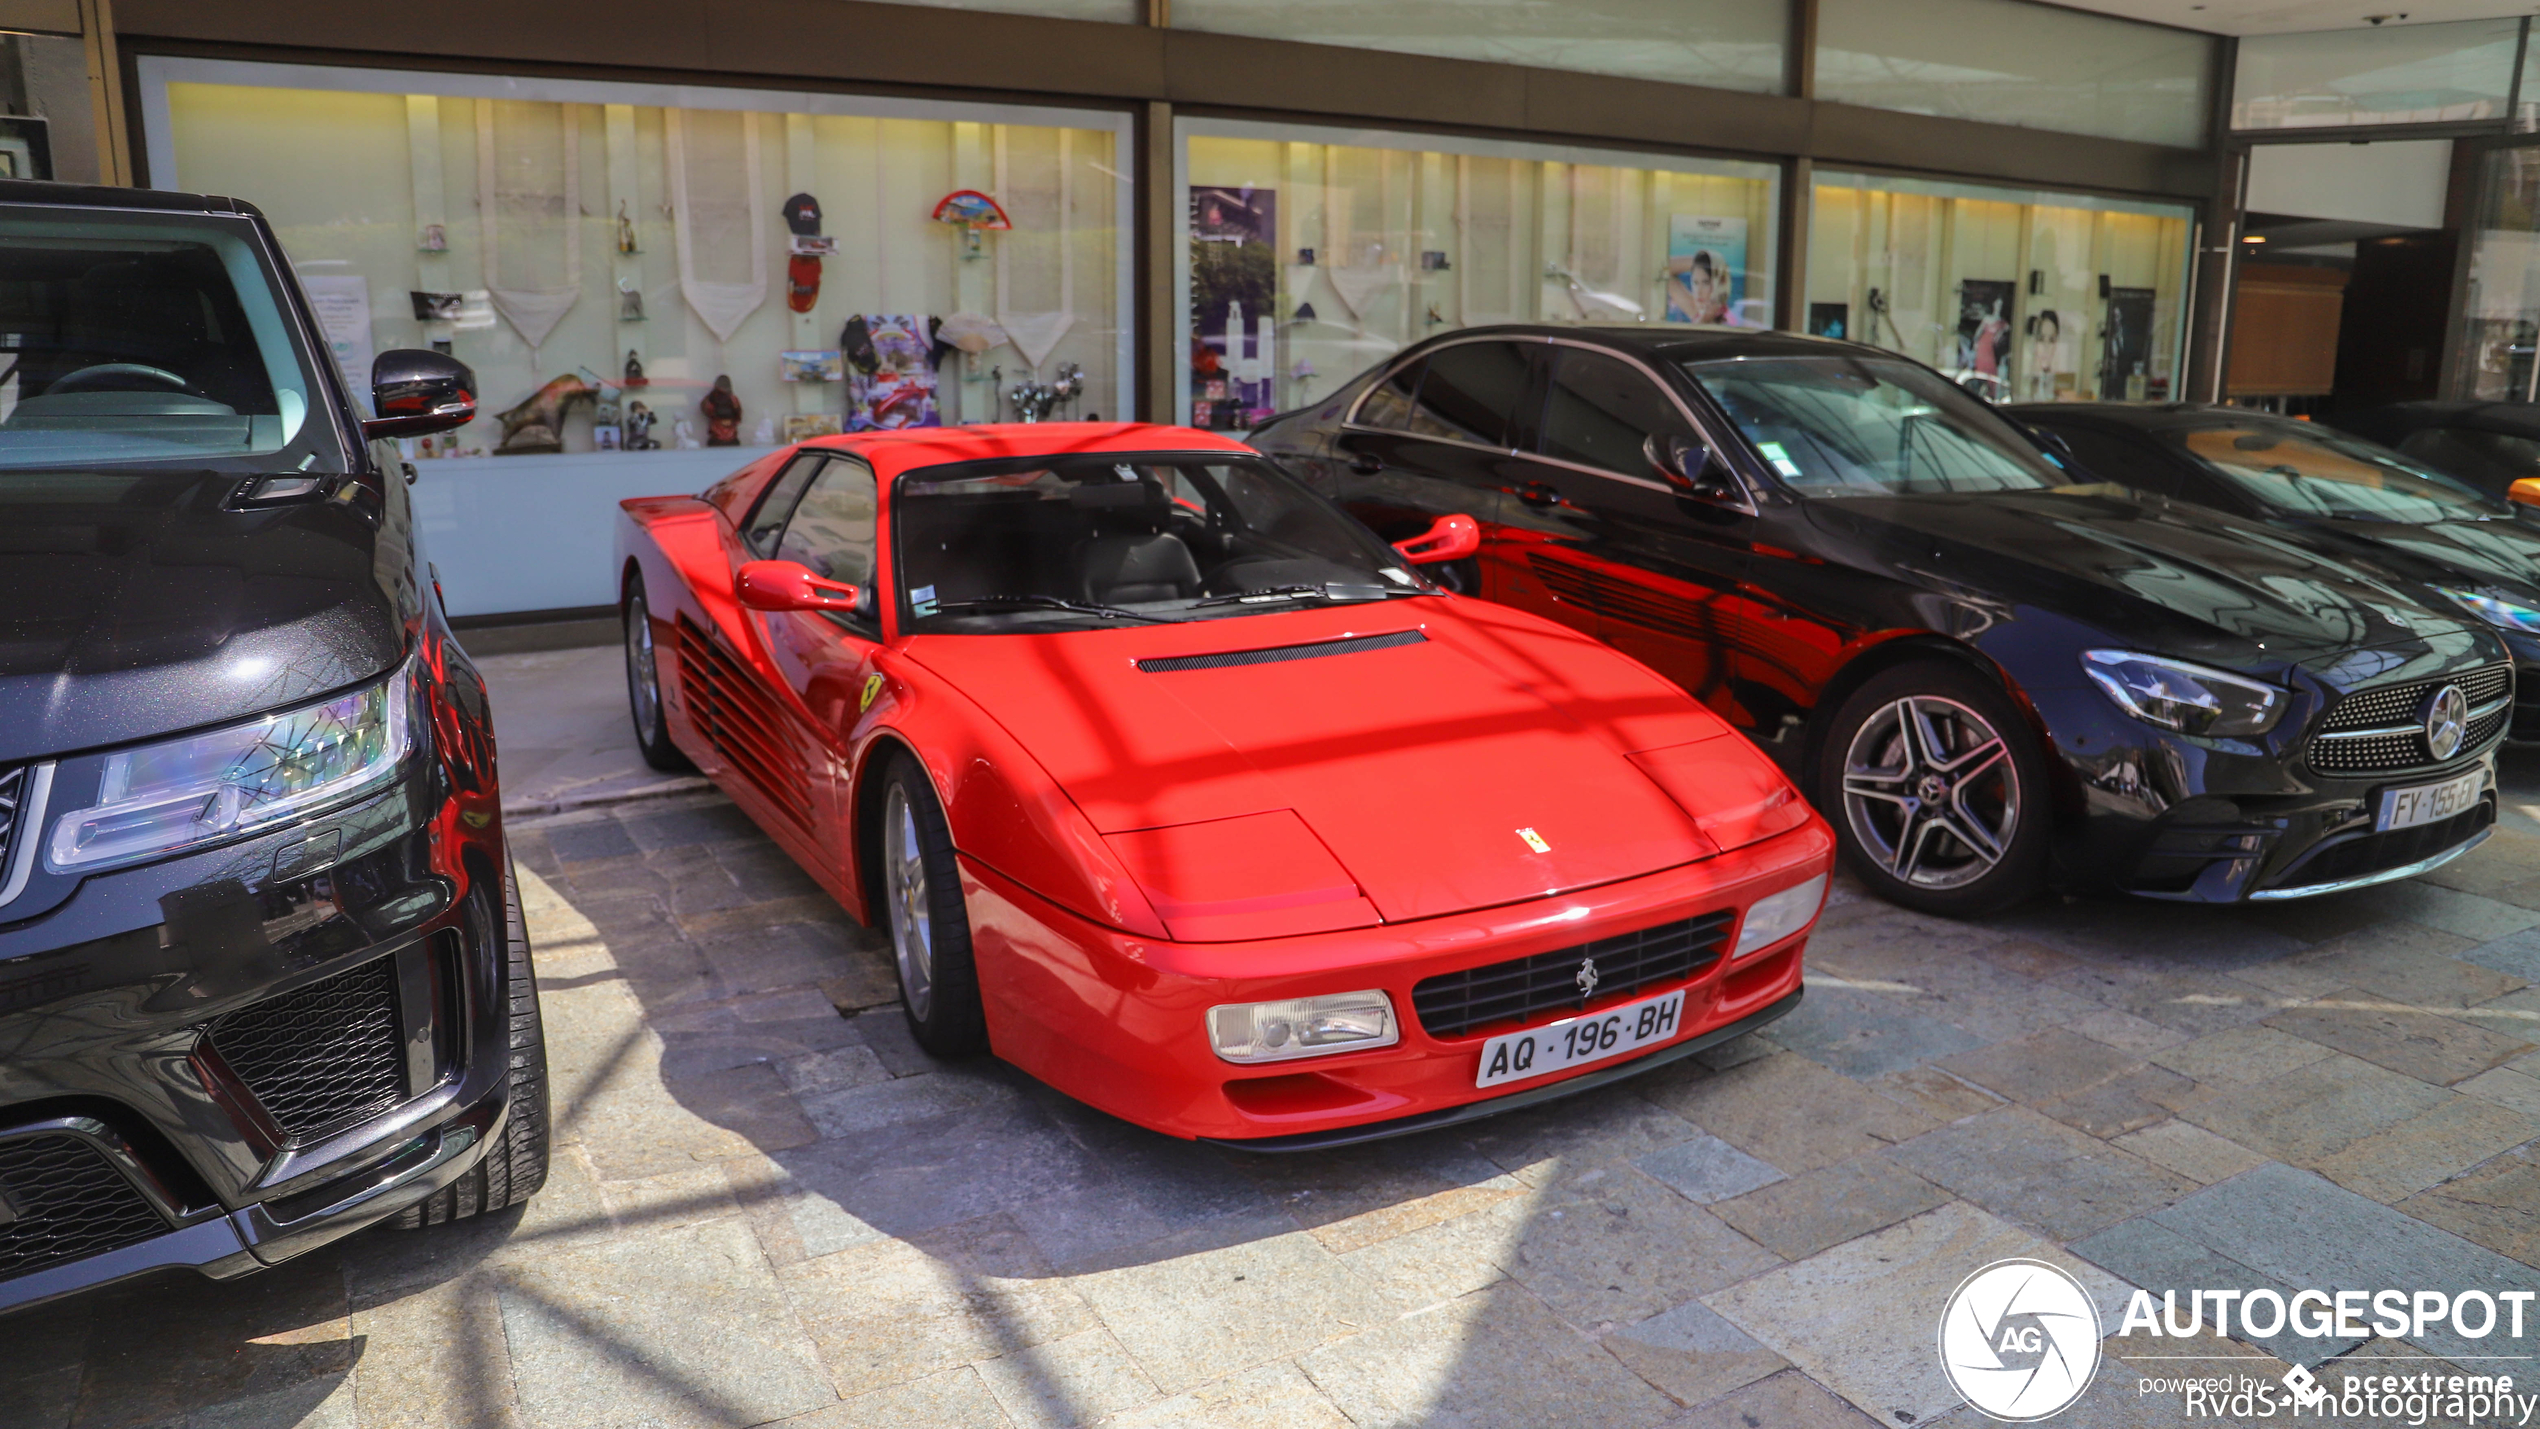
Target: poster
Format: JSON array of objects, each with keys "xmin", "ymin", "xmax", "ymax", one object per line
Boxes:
[
  {"xmin": 1190, "ymin": 185, "xmax": 1276, "ymax": 429},
  {"xmin": 843, "ymin": 316, "xmax": 940, "ymax": 430},
  {"xmin": 2104, "ymin": 288, "xmax": 2156, "ymax": 400},
  {"xmin": 782, "ymin": 350, "xmax": 845, "ymax": 383},
  {"xmin": 1663, "ymin": 216, "xmax": 1745, "ymax": 326},
  {"xmin": 1954, "ymin": 280, "xmax": 2014, "ymax": 390},
  {"xmin": 300, "ymin": 275, "xmax": 373, "ymax": 407},
  {"xmin": 1807, "ymin": 302, "xmax": 1849, "ymax": 340},
  {"xmin": 2022, "ymin": 308, "xmax": 2073, "ymax": 400}
]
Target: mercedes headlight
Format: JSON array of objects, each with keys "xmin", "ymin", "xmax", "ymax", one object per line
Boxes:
[
  {"xmin": 47, "ymin": 663, "xmax": 413, "ymax": 873},
  {"xmin": 2081, "ymin": 650, "xmax": 2284, "ymax": 737},
  {"xmin": 2435, "ymin": 586, "xmax": 2540, "ymax": 635}
]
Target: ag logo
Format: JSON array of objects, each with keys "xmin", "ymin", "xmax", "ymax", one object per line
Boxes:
[{"xmin": 1938, "ymin": 1259, "xmax": 2100, "ymax": 1421}]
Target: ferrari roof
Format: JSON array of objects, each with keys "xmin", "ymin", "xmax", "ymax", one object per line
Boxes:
[{"xmin": 803, "ymin": 421, "xmax": 1256, "ymax": 476}]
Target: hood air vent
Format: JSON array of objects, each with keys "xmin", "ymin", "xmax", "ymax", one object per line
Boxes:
[{"xmin": 1137, "ymin": 629, "xmax": 1426, "ymax": 674}]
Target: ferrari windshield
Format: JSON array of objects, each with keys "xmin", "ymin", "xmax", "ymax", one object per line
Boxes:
[
  {"xmin": 0, "ymin": 207, "xmax": 345, "ymax": 472},
  {"xmin": 894, "ymin": 453, "xmax": 1425, "ymax": 631},
  {"xmin": 1682, "ymin": 354, "xmax": 2067, "ymax": 497},
  {"xmin": 2162, "ymin": 420, "xmax": 2499, "ymax": 524}
]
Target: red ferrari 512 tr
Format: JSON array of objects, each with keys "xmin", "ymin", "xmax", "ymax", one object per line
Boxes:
[{"xmin": 614, "ymin": 422, "xmax": 1831, "ymax": 1147}]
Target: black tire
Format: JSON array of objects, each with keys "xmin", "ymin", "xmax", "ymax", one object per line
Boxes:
[
  {"xmin": 624, "ymin": 573, "xmax": 693, "ymax": 773},
  {"xmin": 875, "ymin": 753, "xmax": 990, "ymax": 1057},
  {"xmin": 394, "ymin": 857, "xmax": 551, "ymax": 1227},
  {"xmin": 1814, "ymin": 660, "xmax": 2051, "ymax": 918}
]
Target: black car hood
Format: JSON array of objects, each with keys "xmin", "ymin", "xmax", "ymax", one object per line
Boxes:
[
  {"xmin": 2274, "ymin": 515, "xmax": 2540, "ymax": 606},
  {"xmin": 0, "ymin": 470, "xmax": 409, "ymax": 763},
  {"xmin": 1803, "ymin": 487, "xmax": 2476, "ymax": 666}
]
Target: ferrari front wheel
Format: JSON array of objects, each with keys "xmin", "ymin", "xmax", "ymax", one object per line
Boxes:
[
  {"xmin": 623, "ymin": 573, "xmax": 691, "ymax": 773},
  {"xmin": 878, "ymin": 754, "xmax": 989, "ymax": 1057}
]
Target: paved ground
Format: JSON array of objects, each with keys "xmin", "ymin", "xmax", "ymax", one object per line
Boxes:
[{"xmin": 3, "ymin": 645, "xmax": 2539, "ymax": 1428}]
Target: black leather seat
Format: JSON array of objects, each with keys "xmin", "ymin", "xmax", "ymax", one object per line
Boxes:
[{"xmin": 1075, "ymin": 532, "xmax": 1202, "ymax": 605}]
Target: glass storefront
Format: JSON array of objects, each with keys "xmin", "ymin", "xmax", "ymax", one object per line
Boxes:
[
  {"xmin": 2233, "ymin": 18, "xmax": 2520, "ymax": 131},
  {"xmin": 1809, "ymin": 172, "xmax": 2193, "ymax": 404},
  {"xmin": 1172, "ymin": 0, "xmax": 1788, "ymax": 96},
  {"xmin": 1178, "ymin": 119, "xmax": 1778, "ymax": 428},
  {"xmin": 143, "ymin": 59, "xmax": 1132, "ymax": 459},
  {"xmin": 2456, "ymin": 143, "xmax": 2540, "ymax": 401}
]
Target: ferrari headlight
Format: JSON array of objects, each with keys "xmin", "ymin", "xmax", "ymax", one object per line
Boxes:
[
  {"xmin": 2435, "ymin": 586, "xmax": 2540, "ymax": 635},
  {"xmin": 1207, "ymin": 990, "xmax": 1398, "ymax": 1063},
  {"xmin": 1734, "ymin": 874, "xmax": 1827, "ymax": 958},
  {"xmin": 48, "ymin": 663, "xmax": 413, "ymax": 873},
  {"xmin": 2082, "ymin": 650, "xmax": 2285, "ymax": 737}
]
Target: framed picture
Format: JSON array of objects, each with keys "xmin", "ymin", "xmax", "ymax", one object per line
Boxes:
[
  {"xmin": 781, "ymin": 350, "xmax": 846, "ymax": 383},
  {"xmin": 782, "ymin": 413, "xmax": 843, "ymax": 442}
]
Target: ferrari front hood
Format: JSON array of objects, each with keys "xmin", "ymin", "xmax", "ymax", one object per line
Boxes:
[{"xmin": 905, "ymin": 608, "xmax": 1715, "ymax": 924}]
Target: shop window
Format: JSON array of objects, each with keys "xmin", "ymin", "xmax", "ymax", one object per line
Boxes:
[
  {"xmin": 1816, "ymin": 0, "xmax": 2212, "ymax": 150},
  {"xmin": 2453, "ymin": 144, "xmax": 2540, "ymax": 401},
  {"xmin": 1808, "ymin": 171, "xmax": 2192, "ymax": 405},
  {"xmin": 146, "ymin": 60, "xmax": 1131, "ymax": 462},
  {"xmin": 1171, "ymin": 0, "xmax": 1787, "ymax": 97},
  {"xmin": 2234, "ymin": 19, "xmax": 2519, "ymax": 131},
  {"xmin": 1181, "ymin": 119, "xmax": 1776, "ymax": 429}
]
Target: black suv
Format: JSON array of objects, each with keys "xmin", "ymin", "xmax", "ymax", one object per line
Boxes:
[
  {"xmin": 1253, "ymin": 326, "xmax": 2509, "ymax": 914},
  {"xmin": 0, "ymin": 180, "xmax": 543, "ymax": 1313}
]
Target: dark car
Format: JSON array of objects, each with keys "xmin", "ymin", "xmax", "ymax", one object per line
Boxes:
[
  {"xmin": 2323, "ymin": 400, "xmax": 2540, "ymax": 507},
  {"xmin": 2014, "ymin": 403, "xmax": 2540, "ymax": 745},
  {"xmin": 0, "ymin": 180, "xmax": 543, "ymax": 1314},
  {"xmin": 1251, "ymin": 326, "xmax": 2509, "ymax": 914}
]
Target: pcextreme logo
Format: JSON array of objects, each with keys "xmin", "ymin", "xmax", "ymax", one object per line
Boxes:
[{"xmin": 1939, "ymin": 1259, "xmax": 2103, "ymax": 1421}]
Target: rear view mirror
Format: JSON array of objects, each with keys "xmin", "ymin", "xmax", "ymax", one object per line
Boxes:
[
  {"xmin": 2511, "ymin": 478, "xmax": 2540, "ymax": 509},
  {"xmin": 1645, "ymin": 432, "xmax": 1736, "ymax": 501},
  {"xmin": 1390, "ymin": 513, "xmax": 1480, "ymax": 565},
  {"xmin": 735, "ymin": 559, "xmax": 872, "ymax": 617},
  {"xmin": 364, "ymin": 349, "xmax": 477, "ymax": 440}
]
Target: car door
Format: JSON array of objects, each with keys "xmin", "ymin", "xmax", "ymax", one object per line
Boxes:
[
  {"xmin": 1514, "ymin": 341, "xmax": 1770, "ymax": 713},
  {"xmin": 763, "ymin": 454, "xmax": 887, "ymax": 854},
  {"xmin": 1332, "ymin": 337, "xmax": 1542, "ymax": 598}
]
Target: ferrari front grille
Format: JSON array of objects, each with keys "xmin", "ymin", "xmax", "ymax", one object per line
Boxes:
[
  {"xmin": 2310, "ymin": 662, "xmax": 2512, "ymax": 776},
  {"xmin": 1411, "ymin": 910, "xmax": 1734, "ymax": 1040},
  {"xmin": 0, "ymin": 1134, "xmax": 167, "ymax": 1281},
  {"xmin": 674, "ymin": 617, "xmax": 815, "ymax": 831}
]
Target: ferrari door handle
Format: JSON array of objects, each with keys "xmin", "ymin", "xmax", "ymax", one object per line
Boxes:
[{"xmin": 1514, "ymin": 481, "xmax": 1563, "ymax": 508}]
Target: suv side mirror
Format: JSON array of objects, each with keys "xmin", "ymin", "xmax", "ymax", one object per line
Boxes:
[
  {"xmin": 1646, "ymin": 432, "xmax": 1735, "ymax": 501},
  {"xmin": 735, "ymin": 559, "xmax": 873, "ymax": 617},
  {"xmin": 1390, "ymin": 512, "xmax": 1481, "ymax": 565},
  {"xmin": 365, "ymin": 349, "xmax": 478, "ymax": 440}
]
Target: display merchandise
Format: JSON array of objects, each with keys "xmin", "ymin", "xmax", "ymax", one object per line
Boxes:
[
  {"xmin": 701, "ymin": 374, "xmax": 744, "ymax": 446},
  {"xmin": 493, "ymin": 373, "xmax": 601, "ymax": 454},
  {"xmin": 152, "ymin": 62, "xmax": 1129, "ymax": 453},
  {"xmin": 844, "ymin": 315, "xmax": 942, "ymax": 430},
  {"xmin": 1181, "ymin": 120, "xmax": 1776, "ymax": 426},
  {"xmin": 1810, "ymin": 171, "xmax": 2190, "ymax": 404}
]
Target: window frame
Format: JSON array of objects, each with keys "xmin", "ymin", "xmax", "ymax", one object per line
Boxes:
[{"xmin": 773, "ymin": 451, "xmax": 884, "ymax": 635}]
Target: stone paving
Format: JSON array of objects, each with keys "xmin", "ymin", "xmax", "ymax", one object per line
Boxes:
[{"xmin": 3, "ymin": 647, "xmax": 2539, "ymax": 1428}]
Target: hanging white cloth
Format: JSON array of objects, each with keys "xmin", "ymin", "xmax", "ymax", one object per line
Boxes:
[
  {"xmin": 1325, "ymin": 265, "xmax": 1398, "ymax": 321},
  {"xmin": 477, "ymin": 101, "xmax": 582, "ymax": 353},
  {"xmin": 993, "ymin": 126, "xmax": 1074, "ymax": 373},
  {"xmin": 667, "ymin": 109, "xmax": 769, "ymax": 344}
]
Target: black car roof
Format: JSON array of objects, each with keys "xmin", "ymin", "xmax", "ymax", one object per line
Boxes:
[
  {"xmin": 2008, "ymin": 402, "xmax": 2292, "ymax": 432},
  {"xmin": 1425, "ymin": 323, "xmax": 1874, "ymax": 365},
  {"xmin": 0, "ymin": 177, "xmax": 261, "ymax": 217}
]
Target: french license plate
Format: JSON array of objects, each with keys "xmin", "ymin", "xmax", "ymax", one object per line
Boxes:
[
  {"xmin": 2377, "ymin": 767, "xmax": 2486, "ymax": 832},
  {"xmin": 1474, "ymin": 989, "xmax": 1686, "ymax": 1089}
]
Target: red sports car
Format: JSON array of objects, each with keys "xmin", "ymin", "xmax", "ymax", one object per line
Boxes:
[{"xmin": 614, "ymin": 422, "xmax": 1830, "ymax": 1147}]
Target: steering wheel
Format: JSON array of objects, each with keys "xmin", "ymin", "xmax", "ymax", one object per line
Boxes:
[{"xmin": 49, "ymin": 362, "xmax": 193, "ymax": 395}]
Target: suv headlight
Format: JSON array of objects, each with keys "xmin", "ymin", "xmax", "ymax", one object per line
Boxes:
[
  {"xmin": 2435, "ymin": 586, "xmax": 2540, "ymax": 635},
  {"xmin": 2081, "ymin": 650, "xmax": 2285, "ymax": 737},
  {"xmin": 47, "ymin": 662, "xmax": 413, "ymax": 873}
]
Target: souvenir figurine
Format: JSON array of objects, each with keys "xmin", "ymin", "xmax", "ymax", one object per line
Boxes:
[
  {"xmin": 418, "ymin": 223, "xmax": 447, "ymax": 253},
  {"xmin": 674, "ymin": 418, "xmax": 701, "ymax": 450},
  {"xmin": 617, "ymin": 279, "xmax": 644, "ymax": 323},
  {"xmin": 492, "ymin": 373, "xmax": 598, "ymax": 455},
  {"xmin": 751, "ymin": 416, "xmax": 776, "ymax": 446},
  {"xmin": 624, "ymin": 400, "xmax": 658, "ymax": 450},
  {"xmin": 616, "ymin": 201, "xmax": 638, "ymax": 255},
  {"xmin": 624, "ymin": 351, "xmax": 648, "ymax": 387},
  {"xmin": 700, "ymin": 374, "xmax": 742, "ymax": 446}
]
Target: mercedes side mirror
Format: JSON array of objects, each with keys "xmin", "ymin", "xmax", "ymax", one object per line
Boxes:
[
  {"xmin": 364, "ymin": 350, "xmax": 477, "ymax": 440},
  {"xmin": 1390, "ymin": 512, "xmax": 1481, "ymax": 565},
  {"xmin": 1646, "ymin": 432, "xmax": 1735, "ymax": 501},
  {"xmin": 735, "ymin": 559, "xmax": 872, "ymax": 617}
]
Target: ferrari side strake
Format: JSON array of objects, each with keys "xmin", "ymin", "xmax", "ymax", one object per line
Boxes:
[{"xmin": 616, "ymin": 423, "xmax": 1832, "ymax": 1147}]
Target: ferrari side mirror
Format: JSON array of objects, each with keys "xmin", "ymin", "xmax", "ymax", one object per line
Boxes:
[
  {"xmin": 1390, "ymin": 512, "xmax": 1480, "ymax": 565},
  {"xmin": 364, "ymin": 349, "xmax": 477, "ymax": 440},
  {"xmin": 735, "ymin": 559, "xmax": 871, "ymax": 617},
  {"xmin": 2509, "ymin": 477, "xmax": 2540, "ymax": 509}
]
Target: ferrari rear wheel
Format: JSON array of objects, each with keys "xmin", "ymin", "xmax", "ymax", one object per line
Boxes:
[
  {"xmin": 1817, "ymin": 661, "xmax": 2050, "ymax": 919},
  {"xmin": 879, "ymin": 754, "xmax": 989, "ymax": 1057},
  {"xmin": 623, "ymin": 574, "xmax": 692, "ymax": 773}
]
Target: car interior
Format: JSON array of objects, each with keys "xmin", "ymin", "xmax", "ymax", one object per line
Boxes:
[{"xmin": 0, "ymin": 243, "xmax": 282, "ymax": 422}]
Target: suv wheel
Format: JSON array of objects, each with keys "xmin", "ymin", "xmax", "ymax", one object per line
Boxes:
[
  {"xmin": 395, "ymin": 858, "xmax": 551, "ymax": 1226},
  {"xmin": 1816, "ymin": 661, "xmax": 2050, "ymax": 918}
]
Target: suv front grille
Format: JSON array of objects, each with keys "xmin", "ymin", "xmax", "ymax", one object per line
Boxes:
[
  {"xmin": 0, "ymin": 1134, "xmax": 166, "ymax": 1280},
  {"xmin": 1411, "ymin": 911, "xmax": 1733, "ymax": 1041},
  {"xmin": 205, "ymin": 955, "xmax": 407, "ymax": 1144},
  {"xmin": 2311, "ymin": 663, "xmax": 2512, "ymax": 776}
]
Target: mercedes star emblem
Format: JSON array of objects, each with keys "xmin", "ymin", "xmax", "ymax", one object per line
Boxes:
[
  {"xmin": 1575, "ymin": 958, "xmax": 1600, "ymax": 998},
  {"xmin": 2423, "ymin": 683, "xmax": 2468, "ymax": 761}
]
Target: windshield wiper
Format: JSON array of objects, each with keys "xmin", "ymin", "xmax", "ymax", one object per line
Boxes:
[
  {"xmin": 1192, "ymin": 582, "xmax": 1420, "ymax": 608},
  {"xmin": 925, "ymin": 594, "xmax": 1164, "ymax": 623}
]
